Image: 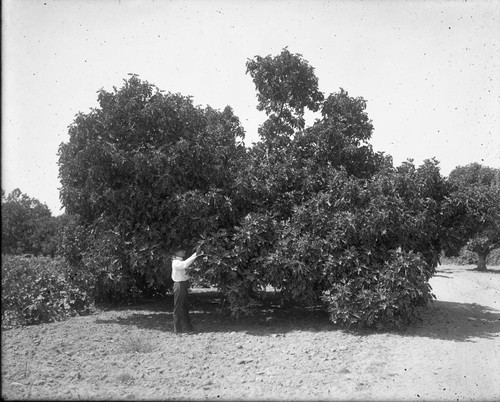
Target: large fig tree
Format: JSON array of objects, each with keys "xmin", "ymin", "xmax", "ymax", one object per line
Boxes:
[
  {"xmin": 59, "ymin": 51, "xmax": 453, "ymax": 330},
  {"xmin": 193, "ymin": 49, "xmax": 443, "ymax": 328},
  {"xmin": 58, "ymin": 75, "xmax": 246, "ymax": 298}
]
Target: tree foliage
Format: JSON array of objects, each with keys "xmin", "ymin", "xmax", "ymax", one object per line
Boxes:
[
  {"xmin": 58, "ymin": 75, "xmax": 247, "ymax": 299},
  {"xmin": 2, "ymin": 255, "xmax": 92, "ymax": 327},
  {"xmin": 1, "ymin": 189, "xmax": 59, "ymax": 256},
  {"xmin": 246, "ymin": 48, "xmax": 323, "ymax": 136},
  {"xmin": 192, "ymin": 49, "xmax": 443, "ymax": 327},
  {"xmin": 444, "ymin": 163, "xmax": 500, "ymax": 270},
  {"xmin": 58, "ymin": 50, "xmax": 486, "ymax": 329}
]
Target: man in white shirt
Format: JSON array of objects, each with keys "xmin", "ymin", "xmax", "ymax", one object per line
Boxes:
[{"xmin": 171, "ymin": 246, "xmax": 203, "ymax": 334}]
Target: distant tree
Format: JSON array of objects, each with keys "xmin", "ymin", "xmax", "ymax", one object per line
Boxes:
[
  {"xmin": 1, "ymin": 189, "xmax": 58, "ymax": 256},
  {"xmin": 448, "ymin": 162, "xmax": 499, "ymax": 187},
  {"xmin": 444, "ymin": 163, "xmax": 500, "ymax": 270}
]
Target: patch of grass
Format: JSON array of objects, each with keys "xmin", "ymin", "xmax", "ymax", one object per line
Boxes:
[
  {"xmin": 121, "ymin": 334, "xmax": 156, "ymax": 353},
  {"xmin": 115, "ymin": 371, "xmax": 134, "ymax": 384}
]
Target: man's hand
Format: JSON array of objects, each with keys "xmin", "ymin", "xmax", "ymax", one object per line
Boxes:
[{"xmin": 195, "ymin": 245, "xmax": 203, "ymax": 256}]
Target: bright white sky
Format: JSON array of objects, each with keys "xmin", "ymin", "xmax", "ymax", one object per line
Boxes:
[{"xmin": 2, "ymin": 0, "xmax": 499, "ymax": 216}]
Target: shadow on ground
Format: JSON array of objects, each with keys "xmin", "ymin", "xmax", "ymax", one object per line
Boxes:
[
  {"xmin": 95, "ymin": 290, "xmax": 335, "ymax": 336},
  {"xmin": 433, "ymin": 273, "xmax": 453, "ymax": 279},
  {"xmin": 94, "ymin": 289, "xmax": 500, "ymax": 342},
  {"xmin": 436, "ymin": 267, "xmax": 458, "ymax": 275},
  {"xmin": 407, "ymin": 300, "xmax": 500, "ymax": 342},
  {"xmin": 466, "ymin": 268, "xmax": 500, "ymax": 274}
]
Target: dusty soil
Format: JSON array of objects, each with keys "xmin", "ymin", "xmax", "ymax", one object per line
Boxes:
[{"xmin": 2, "ymin": 264, "xmax": 499, "ymax": 401}]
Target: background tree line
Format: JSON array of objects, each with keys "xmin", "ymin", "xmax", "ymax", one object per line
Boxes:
[
  {"xmin": 3, "ymin": 49, "xmax": 499, "ymax": 329},
  {"xmin": 1, "ymin": 189, "xmax": 68, "ymax": 257}
]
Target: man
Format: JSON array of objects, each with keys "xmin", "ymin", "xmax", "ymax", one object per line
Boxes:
[{"xmin": 171, "ymin": 245, "xmax": 203, "ymax": 334}]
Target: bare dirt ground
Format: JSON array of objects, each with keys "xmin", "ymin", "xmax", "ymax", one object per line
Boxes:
[{"xmin": 2, "ymin": 264, "xmax": 499, "ymax": 401}]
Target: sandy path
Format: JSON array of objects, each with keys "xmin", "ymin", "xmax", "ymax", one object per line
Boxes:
[
  {"xmin": 363, "ymin": 265, "xmax": 500, "ymax": 401},
  {"xmin": 2, "ymin": 264, "xmax": 499, "ymax": 401}
]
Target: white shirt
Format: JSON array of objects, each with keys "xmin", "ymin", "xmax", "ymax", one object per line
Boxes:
[{"xmin": 171, "ymin": 253, "xmax": 198, "ymax": 282}]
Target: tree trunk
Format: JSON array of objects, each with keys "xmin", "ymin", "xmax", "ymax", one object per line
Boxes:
[{"xmin": 476, "ymin": 252, "xmax": 488, "ymax": 271}]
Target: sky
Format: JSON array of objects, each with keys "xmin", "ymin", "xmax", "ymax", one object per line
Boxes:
[{"xmin": 2, "ymin": 0, "xmax": 499, "ymax": 216}]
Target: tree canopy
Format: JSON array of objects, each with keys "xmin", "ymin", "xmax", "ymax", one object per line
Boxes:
[
  {"xmin": 1, "ymin": 189, "xmax": 59, "ymax": 257},
  {"xmin": 246, "ymin": 48, "xmax": 324, "ymax": 135},
  {"xmin": 58, "ymin": 74, "xmax": 248, "ymax": 297},
  {"xmin": 57, "ymin": 49, "xmax": 495, "ymax": 328},
  {"xmin": 444, "ymin": 163, "xmax": 500, "ymax": 270}
]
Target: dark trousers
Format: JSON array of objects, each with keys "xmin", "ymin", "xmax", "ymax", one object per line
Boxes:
[{"xmin": 173, "ymin": 281, "xmax": 193, "ymax": 332}]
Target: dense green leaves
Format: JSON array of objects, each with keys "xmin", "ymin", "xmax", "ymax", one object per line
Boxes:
[
  {"xmin": 2, "ymin": 255, "xmax": 92, "ymax": 327},
  {"xmin": 189, "ymin": 213, "xmax": 277, "ymax": 316},
  {"xmin": 58, "ymin": 75, "xmax": 247, "ymax": 300},
  {"xmin": 448, "ymin": 162, "xmax": 499, "ymax": 187},
  {"xmin": 246, "ymin": 48, "xmax": 323, "ymax": 131},
  {"xmin": 323, "ymin": 250, "xmax": 435, "ymax": 329}
]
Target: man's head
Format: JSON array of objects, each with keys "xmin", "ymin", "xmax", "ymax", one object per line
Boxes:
[{"xmin": 174, "ymin": 247, "xmax": 186, "ymax": 259}]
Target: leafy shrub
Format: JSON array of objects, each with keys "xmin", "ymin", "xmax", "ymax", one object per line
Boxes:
[
  {"xmin": 76, "ymin": 223, "xmax": 172, "ymax": 303},
  {"xmin": 323, "ymin": 250, "xmax": 435, "ymax": 329},
  {"xmin": 1, "ymin": 255, "xmax": 93, "ymax": 327},
  {"xmin": 190, "ymin": 213, "xmax": 277, "ymax": 317},
  {"xmin": 191, "ymin": 161, "xmax": 444, "ymax": 327}
]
